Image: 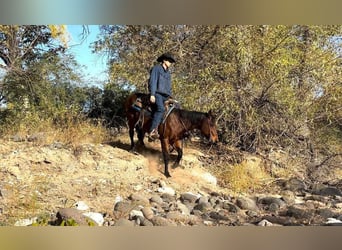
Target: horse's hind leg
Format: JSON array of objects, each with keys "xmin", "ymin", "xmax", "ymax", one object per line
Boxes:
[
  {"xmin": 172, "ymin": 139, "xmax": 183, "ymax": 169},
  {"xmin": 129, "ymin": 126, "xmax": 135, "ymax": 151},
  {"xmin": 136, "ymin": 126, "xmax": 145, "ymax": 147},
  {"xmin": 161, "ymin": 139, "xmax": 171, "ymax": 178},
  {"xmin": 127, "ymin": 115, "xmax": 136, "ymax": 151}
]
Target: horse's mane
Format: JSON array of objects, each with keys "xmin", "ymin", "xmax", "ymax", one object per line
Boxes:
[
  {"xmin": 133, "ymin": 92, "xmax": 151, "ymax": 108},
  {"xmin": 175, "ymin": 109, "xmax": 208, "ymax": 124}
]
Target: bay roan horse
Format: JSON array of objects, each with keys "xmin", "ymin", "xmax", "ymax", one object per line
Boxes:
[
  {"xmin": 125, "ymin": 92, "xmax": 219, "ymax": 178},
  {"xmin": 124, "ymin": 92, "xmax": 152, "ymax": 151}
]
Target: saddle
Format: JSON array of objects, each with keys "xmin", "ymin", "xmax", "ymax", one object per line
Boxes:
[
  {"xmin": 131, "ymin": 93, "xmax": 180, "ymax": 128},
  {"xmin": 161, "ymin": 99, "xmax": 179, "ymax": 124}
]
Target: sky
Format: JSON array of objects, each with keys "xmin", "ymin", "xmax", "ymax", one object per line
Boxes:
[
  {"xmin": 66, "ymin": 25, "xmax": 108, "ymax": 86},
  {"xmin": 0, "ymin": 25, "xmax": 108, "ymax": 87}
]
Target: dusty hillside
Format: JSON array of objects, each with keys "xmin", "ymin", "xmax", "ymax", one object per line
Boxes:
[
  {"xmin": 1, "ymin": 133, "xmax": 341, "ymax": 226},
  {"xmin": 0, "ymin": 134, "xmax": 225, "ymax": 225}
]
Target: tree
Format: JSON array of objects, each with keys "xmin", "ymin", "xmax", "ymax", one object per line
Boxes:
[
  {"xmin": 0, "ymin": 25, "xmax": 90, "ymax": 133},
  {"xmin": 94, "ymin": 25, "xmax": 341, "ymax": 160},
  {"xmin": 0, "ymin": 25, "xmax": 70, "ymax": 105}
]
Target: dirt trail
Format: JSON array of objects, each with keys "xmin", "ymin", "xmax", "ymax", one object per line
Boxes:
[{"xmin": 0, "ymin": 135, "xmax": 222, "ymax": 225}]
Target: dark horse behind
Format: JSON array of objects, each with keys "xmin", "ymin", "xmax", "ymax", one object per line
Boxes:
[
  {"xmin": 125, "ymin": 92, "xmax": 219, "ymax": 177},
  {"xmin": 124, "ymin": 92, "xmax": 152, "ymax": 151}
]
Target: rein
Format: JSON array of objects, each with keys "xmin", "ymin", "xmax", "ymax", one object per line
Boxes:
[{"xmin": 178, "ymin": 116, "xmax": 189, "ymax": 136}]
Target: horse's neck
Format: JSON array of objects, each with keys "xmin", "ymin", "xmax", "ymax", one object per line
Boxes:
[{"xmin": 179, "ymin": 110, "xmax": 204, "ymax": 131}]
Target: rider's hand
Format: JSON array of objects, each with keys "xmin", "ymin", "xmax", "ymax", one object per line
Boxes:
[{"xmin": 150, "ymin": 95, "xmax": 156, "ymax": 103}]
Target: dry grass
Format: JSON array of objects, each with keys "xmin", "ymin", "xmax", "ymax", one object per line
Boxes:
[
  {"xmin": 216, "ymin": 157, "xmax": 271, "ymax": 194},
  {"xmin": 1, "ymin": 111, "xmax": 109, "ymax": 148}
]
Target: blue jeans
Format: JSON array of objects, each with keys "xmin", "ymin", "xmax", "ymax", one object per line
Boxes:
[{"xmin": 150, "ymin": 93, "xmax": 168, "ymax": 132}]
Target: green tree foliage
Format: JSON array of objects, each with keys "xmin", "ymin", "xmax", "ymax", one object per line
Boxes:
[
  {"xmin": 0, "ymin": 25, "xmax": 94, "ymax": 133},
  {"xmin": 95, "ymin": 25, "xmax": 341, "ymax": 161}
]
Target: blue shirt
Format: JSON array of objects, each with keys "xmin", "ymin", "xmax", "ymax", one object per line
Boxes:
[{"xmin": 148, "ymin": 64, "xmax": 172, "ymax": 97}]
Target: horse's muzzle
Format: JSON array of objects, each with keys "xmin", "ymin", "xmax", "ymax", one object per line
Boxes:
[{"xmin": 209, "ymin": 138, "xmax": 218, "ymax": 144}]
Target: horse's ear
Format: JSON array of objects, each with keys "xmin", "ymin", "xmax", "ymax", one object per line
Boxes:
[
  {"xmin": 207, "ymin": 110, "xmax": 216, "ymax": 120},
  {"xmin": 208, "ymin": 110, "xmax": 213, "ymax": 116}
]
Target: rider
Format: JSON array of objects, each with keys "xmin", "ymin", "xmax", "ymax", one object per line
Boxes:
[{"xmin": 147, "ymin": 52, "xmax": 176, "ymax": 141}]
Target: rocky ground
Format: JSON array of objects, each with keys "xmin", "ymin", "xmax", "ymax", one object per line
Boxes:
[{"xmin": 0, "ymin": 133, "xmax": 341, "ymax": 226}]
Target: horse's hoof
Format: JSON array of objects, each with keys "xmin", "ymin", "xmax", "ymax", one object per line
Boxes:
[
  {"xmin": 165, "ymin": 172, "xmax": 172, "ymax": 178},
  {"xmin": 171, "ymin": 164, "xmax": 179, "ymax": 169},
  {"xmin": 129, "ymin": 149, "xmax": 139, "ymax": 155}
]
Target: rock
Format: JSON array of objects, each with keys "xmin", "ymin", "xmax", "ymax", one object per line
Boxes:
[
  {"xmin": 150, "ymin": 194, "xmax": 163, "ymax": 204},
  {"xmin": 203, "ymin": 220, "xmax": 214, "ymax": 226},
  {"xmin": 129, "ymin": 209, "xmax": 144, "ymax": 220},
  {"xmin": 151, "ymin": 216, "xmax": 177, "ymax": 226},
  {"xmin": 141, "ymin": 207, "xmax": 154, "ymax": 220},
  {"xmin": 27, "ymin": 133, "xmax": 45, "ymax": 142},
  {"xmin": 280, "ymin": 190, "xmax": 296, "ymax": 205},
  {"xmin": 201, "ymin": 172, "xmax": 217, "ymax": 185},
  {"xmin": 257, "ymin": 219, "xmax": 273, "ymax": 226},
  {"xmin": 157, "ymin": 186, "xmax": 176, "ymax": 196},
  {"xmin": 222, "ymin": 201, "xmax": 240, "ymax": 213},
  {"xmin": 334, "ymin": 203, "xmax": 342, "ymax": 209},
  {"xmin": 129, "ymin": 193, "xmax": 150, "ymax": 206},
  {"xmin": 180, "ymin": 192, "xmax": 199, "ymax": 203},
  {"xmin": 74, "ymin": 201, "xmax": 90, "ymax": 211},
  {"xmin": 313, "ymin": 187, "xmax": 342, "ymax": 197},
  {"xmin": 236, "ymin": 197, "xmax": 259, "ymax": 211},
  {"xmin": 210, "ymin": 191, "xmax": 221, "ymax": 197},
  {"xmin": 208, "ymin": 210, "xmax": 229, "ymax": 221},
  {"xmin": 324, "ymin": 218, "xmax": 342, "ymax": 226},
  {"xmin": 262, "ymin": 215, "xmax": 296, "ymax": 226},
  {"xmin": 246, "ymin": 210, "xmax": 259, "ymax": 218},
  {"xmin": 193, "ymin": 201, "xmax": 212, "ymax": 212},
  {"xmin": 286, "ymin": 205, "xmax": 315, "ymax": 219},
  {"xmin": 56, "ymin": 208, "xmax": 93, "ymax": 226},
  {"xmin": 283, "ymin": 178, "xmax": 307, "ymax": 192},
  {"xmin": 317, "ymin": 208, "xmax": 336, "ymax": 219},
  {"xmin": 14, "ymin": 217, "xmax": 38, "ymax": 226},
  {"xmin": 150, "ymin": 202, "xmax": 164, "ymax": 214},
  {"xmin": 12, "ymin": 134, "xmax": 26, "ymax": 142},
  {"xmin": 258, "ymin": 197, "xmax": 286, "ymax": 208},
  {"xmin": 192, "ymin": 209, "xmax": 203, "ymax": 217},
  {"xmin": 114, "ymin": 200, "xmax": 133, "ymax": 214},
  {"xmin": 166, "ymin": 211, "xmax": 190, "ymax": 223},
  {"xmin": 176, "ymin": 201, "xmax": 191, "ymax": 215},
  {"xmin": 82, "ymin": 212, "xmax": 104, "ymax": 226},
  {"xmin": 160, "ymin": 193, "xmax": 176, "ymax": 203},
  {"xmin": 198, "ymin": 196, "xmax": 209, "ymax": 204},
  {"xmin": 140, "ymin": 218, "xmax": 154, "ymax": 226},
  {"xmin": 209, "ymin": 196, "xmax": 222, "ymax": 207},
  {"xmin": 159, "ymin": 180, "xmax": 167, "ymax": 188},
  {"xmin": 114, "ymin": 195, "xmax": 123, "ymax": 205},
  {"xmin": 114, "ymin": 218, "xmax": 135, "ymax": 226},
  {"xmin": 304, "ymin": 195, "xmax": 329, "ymax": 203},
  {"xmin": 133, "ymin": 184, "xmax": 143, "ymax": 191},
  {"xmin": 268, "ymin": 203, "xmax": 280, "ymax": 212}
]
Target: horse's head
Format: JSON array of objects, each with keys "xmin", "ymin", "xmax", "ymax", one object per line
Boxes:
[{"xmin": 201, "ymin": 110, "xmax": 219, "ymax": 143}]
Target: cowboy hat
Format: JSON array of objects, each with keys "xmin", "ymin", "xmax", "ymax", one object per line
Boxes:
[{"xmin": 157, "ymin": 52, "xmax": 176, "ymax": 63}]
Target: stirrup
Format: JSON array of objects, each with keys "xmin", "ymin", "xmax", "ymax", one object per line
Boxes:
[{"xmin": 147, "ymin": 130, "xmax": 159, "ymax": 141}]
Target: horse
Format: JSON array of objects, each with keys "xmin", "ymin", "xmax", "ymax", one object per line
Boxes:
[
  {"xmin": 124, "ymin": 92, "xmax": 152, "ymax": 151},
  {"xmin": 125, "ymin": 92, "xmax": 219, "ymax": 177},
  {"xmin": 158, "ymin": 108, "xmax": 219, "ymax": 177}
]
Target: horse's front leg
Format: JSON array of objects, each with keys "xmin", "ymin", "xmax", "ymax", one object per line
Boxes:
[
  {"xmin": 127, "ymin": 113, "xmax": 137, "ymax": 151},
  {"xmin": 161, "ymin": 138, "xmax": 171, "ymax": 178},
  {"xmin": 129, "ymin": 126, "xmax": 135, "ymax": 151},
  {"xmin": 136, "ymin": 126, "xmax": 145, "ymax": 147},
  {"xmin": 172, "ymin": 139, "xmax": 183, "ymax": 169}
]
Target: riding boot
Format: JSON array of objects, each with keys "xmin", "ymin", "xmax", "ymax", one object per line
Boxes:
[{"xmin": 147, "ymin": 129, "xmax": 159, "ymax": 141}]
